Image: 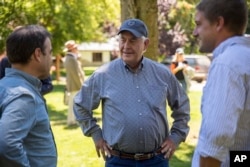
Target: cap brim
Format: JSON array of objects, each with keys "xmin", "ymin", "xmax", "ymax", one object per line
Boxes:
[{"xmin": 118, "ymin": 28, "xmax": 141, "ymax": 37}]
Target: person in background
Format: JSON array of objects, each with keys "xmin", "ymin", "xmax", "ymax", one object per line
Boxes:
[
  {"xmin": 183, "ymin": 60, "xmax": 195, "ymax": 93},
  {"xmin": 0, "ymin": 25, "xmax": 57, "ymax": 167},
  {"xmin": 73, "ymin": 18, "xmax": 190, "ymax": 167},
  {"xmin": 63, "ymin": 40, "xmax": 84, "ymax": 126},
  {"xmin": 0, "ymin": 50, "xmax": 6, "ymax": 61},
  {"xmin": 0, "ymin": 56, "xmax": 9, "ymax": 78},
  {"xmin": 0, "ymin": 56, "xmax": 53, "ymax": 95},
  {"xmin": 40, "ymin": 75, "xmax": 53, "ymax": 95},
  {"xmin": 170, "ymin": 48, "xmax": 188, "ymax": 92},
  {"xmin": 191, "ymin": 0, "xmax": 250, "ymax": 167}
]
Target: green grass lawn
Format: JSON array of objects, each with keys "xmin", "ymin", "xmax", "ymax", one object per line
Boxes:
[{"xmin": 45, "ymin": 81, "xmax": 202, "ymax": 167}]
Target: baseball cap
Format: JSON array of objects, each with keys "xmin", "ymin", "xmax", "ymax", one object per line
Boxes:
[
  {"xmin": 117, "ymin": 18, "xmax": 148, "ymax": 37},
  {"xmin": 176, "ymin": 48, "xmax": 184, "ymax": 54}
]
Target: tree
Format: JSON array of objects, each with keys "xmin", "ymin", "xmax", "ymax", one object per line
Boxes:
[
  {"xmin": 0, "ymin": 0, "xmax": 120, "ymax": 54},
  {"xmin": 158, "ymin": 0, "xmax": 199, "ymax": 57},
  {"xmin": 119, "ymin": 0, "xmax": 199, "ymax": 60},
  {"xmin": 120, "ymin": 0, "xmax": 158, "ymax": 61},
  {"xmin": 0, "ymin": 0, "xmax": 120, "ymax": 80},
  {"xmin": 246, "ymin": 1, "xmax": 250, "ymax": 34},
  {"xmin": 1, "ymin": 0, "xmax": 248, "ymax": 63},
  {"xmin": 158, "ymin": 0, "xmax": 250, "ymax": 57}
]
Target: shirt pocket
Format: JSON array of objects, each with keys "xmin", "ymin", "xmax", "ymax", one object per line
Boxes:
[{"xmin": 145, "ymin": 85, "xmax": 167, "ymax": 107}]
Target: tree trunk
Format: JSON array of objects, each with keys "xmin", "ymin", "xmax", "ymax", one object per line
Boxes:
[
  {"xmin": 55, "ymin": 54, "xmax": 61, "ymax": 81},
  {"xmin": 120, "ymin": 0, "xmax": 159, "ymax": 61}
]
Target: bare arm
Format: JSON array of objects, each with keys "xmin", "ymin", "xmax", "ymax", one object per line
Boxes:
[{"xmin": 200, "ymin": 156, "xmax": 221, "ymax": 167}]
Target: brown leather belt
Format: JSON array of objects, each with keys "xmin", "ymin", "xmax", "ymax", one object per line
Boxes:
[{"xmin": 110, "ymin": 148, "xmax": 162, "ymax": 161}]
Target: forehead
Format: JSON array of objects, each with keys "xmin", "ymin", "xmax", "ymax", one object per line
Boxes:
[
  {"xmin": 43, "ymin": 37, "xmax": 52, "ymax": 52},
  {"xmin": 44, "ymin": 37, "xmax": 51, "ymax": 46},
  {"xmin": 194, "ymin": 10, "xmax": 206, "ymax": 22}
]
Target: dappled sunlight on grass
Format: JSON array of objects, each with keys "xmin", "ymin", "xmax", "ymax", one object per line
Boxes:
[
  {"xmin": 53, "ymin": 124, "xmax": 104, "ymax": 167},
  {"xmin": 45, "ymin": 83, "xmax": 67, "ymax": 123},
  {"xmin": 170, "ymin": 143, "xmax": 195, "ymax": 167}
]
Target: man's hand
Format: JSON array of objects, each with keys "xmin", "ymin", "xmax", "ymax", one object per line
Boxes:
[
  {"xmin": 160, "ymin": 138, "xmax": 176, "ymax": 159},
  {"xmin": 95, "ymin": 139, "xmax": 112, "ymax": 161}
]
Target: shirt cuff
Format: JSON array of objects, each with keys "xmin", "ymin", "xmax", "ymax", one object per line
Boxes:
[
  {"xmin": 197, "ymin": 137, "xmax": 228, "ymax": 162},
  {"xmin": 169, "ymin": 134, "xmax": 183, "ymax": 147},
  {"xmin": 91, "ymin": 129, "xmax": 103, "ymax": 144}
]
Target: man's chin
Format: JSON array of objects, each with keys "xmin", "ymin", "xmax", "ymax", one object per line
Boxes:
[
  {"xmin": 121, "ymin": 56, "xmax": 132, "ymax": 62},
  {"xmin": 40, "ymin": 74, "xmax": 50, "ymax": 80},
  {"xmin": 122, "ymin": 54, "xmax": 133, "ymax": 58}
]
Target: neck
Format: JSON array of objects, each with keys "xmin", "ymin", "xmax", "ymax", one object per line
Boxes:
[{"xmin": 12, "ymin": 64, "xmax": 40, "ymax": 79}]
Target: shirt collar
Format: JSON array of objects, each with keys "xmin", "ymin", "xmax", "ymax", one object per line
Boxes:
[
  {"xmin": 213, "ymin": 36, "xmax": 250, "ymax": 59},
  {"xmin": 5, "ymin": 68, "xmax": 42, "ymax": 90},
  {"xmin": 123, "ymin": 57, "xmax": 144, "ymax": 72}
]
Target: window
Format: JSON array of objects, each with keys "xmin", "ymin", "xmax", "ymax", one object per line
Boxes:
[{"xmin": 92, "ymin": 52, "xmax": 102, "ymax": 62}]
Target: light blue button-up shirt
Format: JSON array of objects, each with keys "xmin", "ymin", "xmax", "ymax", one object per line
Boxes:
[
  {"xmin": 192, "ymin": 36, "xmax": 250, "ymax": 167},
  {"xmin": 0, "ymin": 68, "xmax": 57, "ymax": 167},
  {"xmin": 74, "ymin": 57, "xmax": 190, "ymax": 153}
]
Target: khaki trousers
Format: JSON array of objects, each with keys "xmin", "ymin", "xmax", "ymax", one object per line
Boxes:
[{"xmin": 67, "ymin": 91, "xmax": 78, "ymax": 125}]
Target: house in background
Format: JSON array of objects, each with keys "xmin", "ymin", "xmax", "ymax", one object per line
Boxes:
[{"xmin": 78, "ymin": 38, "xmax": 119, "ymax": 66}]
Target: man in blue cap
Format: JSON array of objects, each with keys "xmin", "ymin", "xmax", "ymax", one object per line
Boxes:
[{"xmin": 73, "ymin": 18, "xmax": 190, "ymax": 167}]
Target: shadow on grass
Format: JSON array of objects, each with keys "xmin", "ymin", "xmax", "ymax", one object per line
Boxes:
[
  {"xmin": 46, "ymin": 83, "xmax": 102, "ymax": 129},
  {"xmin": 49, "ymin": 82, "xmax": 65, "ymax": 93},
  {"xmin": 47, "ymin": 103, "xmax": 66, "ymax": 124},
  {"xmin": 46, "ymin": 83, "xmax": 69, "ymax": 128}
]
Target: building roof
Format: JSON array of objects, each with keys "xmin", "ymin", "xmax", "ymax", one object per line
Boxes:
[{"xmin": 78, "ymin": 37, "xmax": 119, "ymax": 51}]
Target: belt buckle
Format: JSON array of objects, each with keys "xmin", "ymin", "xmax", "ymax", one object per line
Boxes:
[{"xmin": 134, "ymin": 153, "xmax": 144, "ymax": 160}]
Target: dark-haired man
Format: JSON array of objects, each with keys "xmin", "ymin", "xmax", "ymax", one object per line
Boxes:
[
  {"xmin": 192, "ymin": 0, "xmax": 250, "ymax": 166},
  {"xmin": 0, "ymin": 25, "xmax": 57, "ymax": 167}
]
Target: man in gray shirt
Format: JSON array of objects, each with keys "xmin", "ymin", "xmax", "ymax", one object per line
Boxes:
[{"xmin": 74, "ymin": 18, "xmax": 190, "ymax": 167}]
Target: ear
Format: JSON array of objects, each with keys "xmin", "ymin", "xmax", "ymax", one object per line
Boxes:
[
  {"xmin": 33, "ymin": 48, "xmax": 42, "ymax": 62},
  {"xmin": 216, "ymin": 16, "xmax": 225, "ymax": 32},
  {"xmin": 143, "ymin": 38, "xmax": 150, "ymax": 51}
]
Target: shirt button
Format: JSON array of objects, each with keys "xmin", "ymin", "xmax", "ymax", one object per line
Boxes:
[
  {"xmin": 140, "ymin": 128, "xmax": 143, "ymax": 130},
  {"xmin": 138, "ymin": 99, "xmax": 141, "ymax": 102},
  {"xmin": 136, "ymin": 86, "xmax": 139, "ymax": 88},
  {"xmin": 139, "ymin": 113, "xmax": 142, "ymax": 116}
]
